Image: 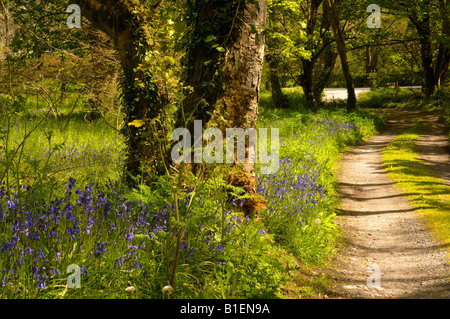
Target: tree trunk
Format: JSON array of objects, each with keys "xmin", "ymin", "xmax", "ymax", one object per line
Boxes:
[
  {"xmin": 365, "ymin": 46, "xmax": 378, "ymax": 74},
  {"xmin": 417, "ymin": 19, "xmax": 435, "ymax": 96},
  {"xmin": 436, "ymin": 0, "xmax": 450, "ymax": 87},
  {"xmin": 299, "ymin": 0, "xmax": 322, "ymax": 110},
  {"xmin": 0, "ymin": 0, "xmax": 13, "ymax": 98},
  {"xmin": 408, "ymin": 0, "xmax": 439, "ymax": 97},
  {"xmin": 435, "ymin": 41, "xmax": 450, "ymax": 87},
  {"xmin": 180, "ymin": 0, "xmax": 268, "ymax": 215},
  {"xmin": 73, "ymin": 0, "xmax": 164, "ymax": 184},
  {"xmin": 325, "ymin": 0, "xmax": 356, "ymax": 110},
  {"xmin": 301, "ymin": 59, "xmax": 316, "ymax": 109},
  {"xmin": 314, "ymin": 42, "xmax": 337, "ymax": 103},
  {"xmin": 266, "ymin": 54, "xmax": 290, "ymax": 108},
  {"xmin": 313, "ymin": 1, "xmax": 336, "ymax": 103}
]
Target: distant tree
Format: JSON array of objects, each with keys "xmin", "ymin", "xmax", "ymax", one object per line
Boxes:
[
  {"xmin": 3, "ymin": 0, "xmax": 121, "ymax": 117},
  {"xmin": 326, "ymin": 0, "xmax": 356, "ymax": 110},
  {"xmin": 376, "ymin": 0, "xmax": 450, "ymax": 96},
  {"xmin": 264, "ymin": 0, "xmax": 337, "ymax": 110},
  {"xmin": 298, "ymin": 0, "xmax": 338, "ymax": 109},
  {"xmin": 407, "ymin": 0, "xmax": 450, "ymax": 95},
  {"xmin": 265, "ymin": 0, "xmax": 293, "ymax": 109}
]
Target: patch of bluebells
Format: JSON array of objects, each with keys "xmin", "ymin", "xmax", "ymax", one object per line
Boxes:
[
  {"xmin": 33, "ymin": 140, "xmax": 125, "ymax": 175},
  {"xmin": 257, "ymin": 114, "xmax": 360, "ymax": 236},
  {"xmin": 0, "ymin": 179, "xmax": 173, "ymax": 295},
  {"xmin": 0, "ymin": 177, "xmax": 251, "ymax": 296},
  {"xmin": 175, "ymin": 197, "xmax": 250, "ymax": 265},
  {"xmin": 315, "ymin": 117, "xmax": 359, "ymax": 136},
  {"xmin": 257, "ymin": 156, "xmax": 325, "ymax": 234}
]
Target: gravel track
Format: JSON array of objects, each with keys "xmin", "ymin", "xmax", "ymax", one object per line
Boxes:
[{"xmin": 326, "ymin": 109, "xmax": 450, "ymax": 299}]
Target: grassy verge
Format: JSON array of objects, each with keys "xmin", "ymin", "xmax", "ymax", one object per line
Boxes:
[{"xmin": 382, "ymin": 119, "xmax": 450, "ymax": 257}]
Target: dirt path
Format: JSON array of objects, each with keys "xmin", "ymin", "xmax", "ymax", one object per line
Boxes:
[
  {"xmin": 416, "ymin": 113, "xmax": 450, "ymax": 185},
  {"xmin": 326, "ymin": 109, "xmax": 450, "ymax": 299}
]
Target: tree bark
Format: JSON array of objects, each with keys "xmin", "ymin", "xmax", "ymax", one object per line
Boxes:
[
  {"xmin": 0, "ymin": 0, "xmax": 13, "ymax": 98},
  {"xmin": 299, "ymin": 0, "xmax": 322, "ymax": 110},
  {"xmin": 266, "ymin": 54, "xmax": 290, "ymax": 108},
  {"xmin": 409, "ymin": 8, "xmax": 435, "ymax": 97},
  {"xmin": 436, "ymin": 0, "xmax": 450, "ymax": 87},
  {"xmin": 301, "ymin": 58, "xmax": 316, "ymax": 108},
  {"xmin": 180, "ymin": 0, "xmax": 268, "ymax": 215},
  {"xmin": 325, "ymin": 0, "xmax": 356, "ymax": 110},
  {"xmin": 365, "ymin": 46, "xmax": 378, "ymax": 74},
  {"xmin": 314, "ymin": 41, "xmax": 337, "ymax": 103},
  {"xmin": 407, "ymin": 0, "xmax": 450, "ymax": 96}
]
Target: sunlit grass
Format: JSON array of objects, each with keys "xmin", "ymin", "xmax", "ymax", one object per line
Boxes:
[
  {"xmin": 382, "ymin": 119, "xmax": 450, "ymax": 257},
  {"xmin": 0, "ymin": 109, "xmax": 126, "ymax": 200}
]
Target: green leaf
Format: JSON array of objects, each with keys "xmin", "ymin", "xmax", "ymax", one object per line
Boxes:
[
  {"xmin": 128, "ymin": 119, "xmax": 145, "ymax": 128},
  {"xmin": 205, "ymin": 35, "xmax": 217, "ymax": 43}
]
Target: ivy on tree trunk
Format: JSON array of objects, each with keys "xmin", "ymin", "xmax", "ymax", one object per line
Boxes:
[{"xmin": 73, "ymin": 0, "xmax": 165, "ymax": 184}]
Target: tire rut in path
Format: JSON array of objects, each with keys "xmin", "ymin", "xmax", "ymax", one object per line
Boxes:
[{"xmin": 327, "ymin": 109, "xmax": 450, "ymax": 299}]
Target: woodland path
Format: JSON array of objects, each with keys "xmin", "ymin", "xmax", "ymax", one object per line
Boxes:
[{"xmin": 325, "ymin": 109, "xmax": 450, "ymax": 299}]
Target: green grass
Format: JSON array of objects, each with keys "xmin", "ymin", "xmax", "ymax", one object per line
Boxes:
[
  {"xmin": 259, "ymin": 87, "xmax": 307, "ymax": 112},
  {"xmin": 382, "ymin": 119, "xmax": 450, "ymax": 257},
  {"xmin": 0, "ymin": 94, "xmax": 125, "ymax": 202},
  {"xmin": 357, "ymin": 88, "xmax": 422, "ymax": 109}
]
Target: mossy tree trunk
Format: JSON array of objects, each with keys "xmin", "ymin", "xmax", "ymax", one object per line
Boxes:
[
  {"xmin": 180, "ymin": 0, "xmax": 268, "ymax": 215},
  {"xmin": 74, "ymin": 0, "xmax": 164, "ymax": 184}
]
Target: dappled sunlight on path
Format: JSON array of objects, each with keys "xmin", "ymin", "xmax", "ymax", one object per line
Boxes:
[{"xmin": 327, "ymin": 110, "xmax": 450, "ymax": 299}]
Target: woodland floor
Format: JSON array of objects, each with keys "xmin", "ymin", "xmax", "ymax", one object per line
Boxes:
[{"xmin": 324, "ymin": 109, "xmax": 450, "ymax": 299}]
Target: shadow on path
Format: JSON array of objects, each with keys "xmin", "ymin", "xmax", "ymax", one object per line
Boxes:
[{"xmin": 326, "ymin": 109, "xmax": 450, "ymax": 299}]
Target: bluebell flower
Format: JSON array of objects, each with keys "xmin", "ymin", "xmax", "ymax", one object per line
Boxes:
[
  {"xmin": 66, "ymin": 177, "xmax": 76, "ymax": 193},
  {"xmin": 257, "ymin": 228, "xmax": 266, "ymax": 235}
]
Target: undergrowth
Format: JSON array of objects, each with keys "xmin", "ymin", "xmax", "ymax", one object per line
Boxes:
[{"xmin": 0, "ymin": 88, "xmax": 385, "ymax": 298}]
